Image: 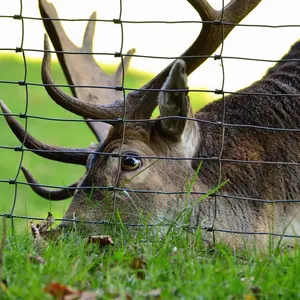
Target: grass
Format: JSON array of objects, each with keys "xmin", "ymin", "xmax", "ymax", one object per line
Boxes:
[{"xmin": 2, "ymin": 223, "xmax": 300, "ymax": 299}]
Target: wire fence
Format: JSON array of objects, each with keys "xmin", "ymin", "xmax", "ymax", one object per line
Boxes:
[{"xmin": 1, "ymin": 0, "xmax": 300, "ymax": 245}]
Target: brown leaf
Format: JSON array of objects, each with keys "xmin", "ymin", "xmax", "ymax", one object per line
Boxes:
[
  {"xmin": 30, "ymin": 221, "xmax": 48, "ymax": 252},
  {"xmin": 44, "ymin": 282, "xmax": 79, "ymax": 300},
  {"xmin": 28, "ymin": 254, "xmax": 46, "ymax": 265},
  {"xmin": 131, "ymin": 257, "xmax": 147, "ymax": 280},
  {"xmin": 40, "ymin": 228, "xmax": 61, "ymax": 241},
  {"xmin": 114, "ymin": 292, "xmax": 132, "ymax": 300},
  {"xmin": 78, "ymin": 291, "xmax": 98, "ymax": 300},
  {"xmin": 250, "ymin": 286, "xmax": 262, "ymax": 297},
  {"xmin": 146, "ymin": 289, "xmax": 161, "ymax": 298},
  {"xmin": 37, "ymin": 212, "xmax": 55, "ymax": 233},
  {"xmin": 244, "ymin": 294, "xmax": 257, "ymax": 300},
  {"xmin": 65, "ymin": 290, "xmax": 98, "ymax": 300},
  {"xmin": 87, "ymin": 235, "xmax": 114, "ymax": 247},
  {"xmin": 30, "ymin": 213, "xmax": 61, "ymax": 243},
  {"xmin": 137, "ymin": 289, "xmax": 161, "ymax": 299},
  {"xmin": 0, "ymin": 279, "xmax": 8, "ymax": 291},
  {"xmin": 30, "ymin": 222, "xmax": 42, "ymax": 240}
]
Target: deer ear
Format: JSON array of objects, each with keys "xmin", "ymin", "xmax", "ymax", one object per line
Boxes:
[
  {"xmin": 158, "ymin": 60, "xmax": 189, "ymax": 138},
  {"xmin": 157, "ymin": 60, "xmax": 200, "ymax": 158}
]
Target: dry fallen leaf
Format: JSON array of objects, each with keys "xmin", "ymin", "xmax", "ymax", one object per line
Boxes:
[
  {"xmin": 44, "ymin": 282, "xmax": 79, "ymax": 300},
  {"xmin": 28, "ymin": 254, "xmax": 46, "ymax": 265},
  {"xmin": 30, "ymin": 222, "xmax": 42, "ymax": 240},
  {"xmin": 65, "ymin": 290, "xmax": 98, "ymax": 300},
  {"xmin": 31, "ymin": 212, "xmax": 55, "ymax": 237},
  {"xmin": 250, "ymin": 286, "xmax": 262, "ymax": 297},
  {"xmin": 137, "ymin": 289, "xmax": 161, "ymax": 299},
  {"xmin": 146, "ymin": 289, "xmax": 161, "ymax": 298},
  {"xmin": 40, "ymin": 229, "xmax": 61, "ymax": 241},
  {"xmin": 114, "ymin": 292, "xmax": 132, "ymax": 300},
  {"xmin": 87, "ymin": 235, "xmax": 114, "ymax": 247},
  {"xmin": 30, "ymin": 212, "xmax": 61, "ymax": 243},
  {"xmin": 30, "ymin": 222, "xmax": 48, "ymax": 252},
  {"xmin": 44, "ymin": 282, "xmax": 99, "ymax": 300},
  {"xmin": 131, "ymin": 257, "xmax": 147, "ymax": 280},
  {"xmin": 37, "ymin": 212, "xmax": 55, "ymax": 232},
  {"xmin": 244, "ymin": 294, "xmax": 257, "ymax": 300}
]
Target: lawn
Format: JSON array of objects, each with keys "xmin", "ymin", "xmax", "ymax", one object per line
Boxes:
[{"xmin": 1, "ymin": 220, "xmax": 300, "ymax": 299}]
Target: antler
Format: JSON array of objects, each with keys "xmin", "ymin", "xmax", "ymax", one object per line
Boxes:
[
  {"xmin": 21, "ymin": 166, "xmax": 77, "ymax": 200},
  {"xmin": 131, "ymin": 0, "xmax": 263, "ymax": 119},
  {"xmin": 40, "ymin": 0, "xmax": 262, "ymax": 123},
  {"xmin": 42, "ymin": 37, "xmax": 125, "ymax": 122},
  {"xmin": 39, "ymin": 0, "xmax": 135, "ymax": 141},
  {"xmin": 0, "ymin": 101, "xmax": 90, "ymax": 165}
]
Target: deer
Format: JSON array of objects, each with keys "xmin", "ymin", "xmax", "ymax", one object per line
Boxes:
[{"xmin": 1, "ymin": 0, "xmax": 300, "ymax": 250}]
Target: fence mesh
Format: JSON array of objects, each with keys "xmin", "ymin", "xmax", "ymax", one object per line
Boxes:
[{"xmin": 1, "ymin": 0, "xmax": 300, "ymax": 244}]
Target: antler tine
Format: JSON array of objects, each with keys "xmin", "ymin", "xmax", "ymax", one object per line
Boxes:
[
  {"xmin": 42, "ymin": 35, "xmax": 124, "ymax": 123},
  {"xmin": 21, "ymin": 166, "xmax": 77, "ymax": 200},
  {"xmin": 40, "ymin": 0, "xmax": 136, "ymax": 101},
  {"xmin": 39, "ymin": 0, "xmax": 136, "ymax": 141},
  {"xmin": 113, "ymin": 48, "xmax": 136, "ymax": 86},
  {"xmin": 130, "ymin": 0, "xmax": 262, "ymax": 119},
  {"xmin": 0, "ymin": 100, "xmax": 89, "ymax": 165},
  {"xmin": 81, "ymin": 11, "xmax": 97, "ymax": 53},
  {"xmin": 183, "ymin": 0, "xmax": 262, "ymax": 74}
]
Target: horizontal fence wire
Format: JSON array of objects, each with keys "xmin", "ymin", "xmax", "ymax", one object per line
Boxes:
[
  {"xmin": 2, "ymin": 12, "xmax": 300, "ymax": 28},
  {"xmin": 1, "ymin": 0, "xmax": 300, "ymax": 244}
]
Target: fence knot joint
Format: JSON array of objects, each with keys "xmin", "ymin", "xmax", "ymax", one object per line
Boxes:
[
  {"xmin": 205, "ymin": 226, "xmax": 214, "ymax": 232},
  {"xmin": 113, "ymin": 19, "xmax": 121, "ymax": 24},
  {"xmin": 213, "ymin": 20, "xmax": 222, "ymax": 26},
  {"xmin": 115, "ymin": 85, "xmax": 123, "ymax": 91},
  {"xmin": 14, "ymin": 146, "xmax": 22, "ymax": 152},
  {"xmin": 13, "ymin": 15, "xmax": 22, "ymax": 20},
  {"xmin": 3, "ymin": 214, "xmax": 12, "ymax": 219},
  {"xmin": 215, "ymin": 89, "xmax": 224, "ymax": 95}
]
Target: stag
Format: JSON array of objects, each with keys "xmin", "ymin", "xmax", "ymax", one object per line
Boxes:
[{"xmin": 2, "ymin": 0, "xmax": 300, "ymax": 249}]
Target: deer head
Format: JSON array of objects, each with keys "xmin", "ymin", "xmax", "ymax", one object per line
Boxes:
[{"xmin": 1, "ymin": 0, "xmax": 262, "ymax": 236}]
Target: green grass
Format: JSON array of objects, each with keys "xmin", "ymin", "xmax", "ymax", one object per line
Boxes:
[
  {"xmin": 0, "ymin": 53, "xmax": 212, "ymax": 222},
  {"xmin": 1, "ymin": 224, "xmax": 300, "ymax": 299}
]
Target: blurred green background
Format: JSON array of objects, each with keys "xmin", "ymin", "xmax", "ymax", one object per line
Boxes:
[{"xmin": 0, "ymin": 53, "xmax": 212, "ymax": 228}]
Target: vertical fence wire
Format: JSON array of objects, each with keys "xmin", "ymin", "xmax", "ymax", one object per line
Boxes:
[{"xmin": 7, "ymin": 0, "xmax": 29, "ymax": 232}]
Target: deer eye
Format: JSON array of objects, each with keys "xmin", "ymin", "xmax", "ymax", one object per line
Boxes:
[{"xmin": 121, "ymin": 153, "xmax": 142, "ymax": 171}]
